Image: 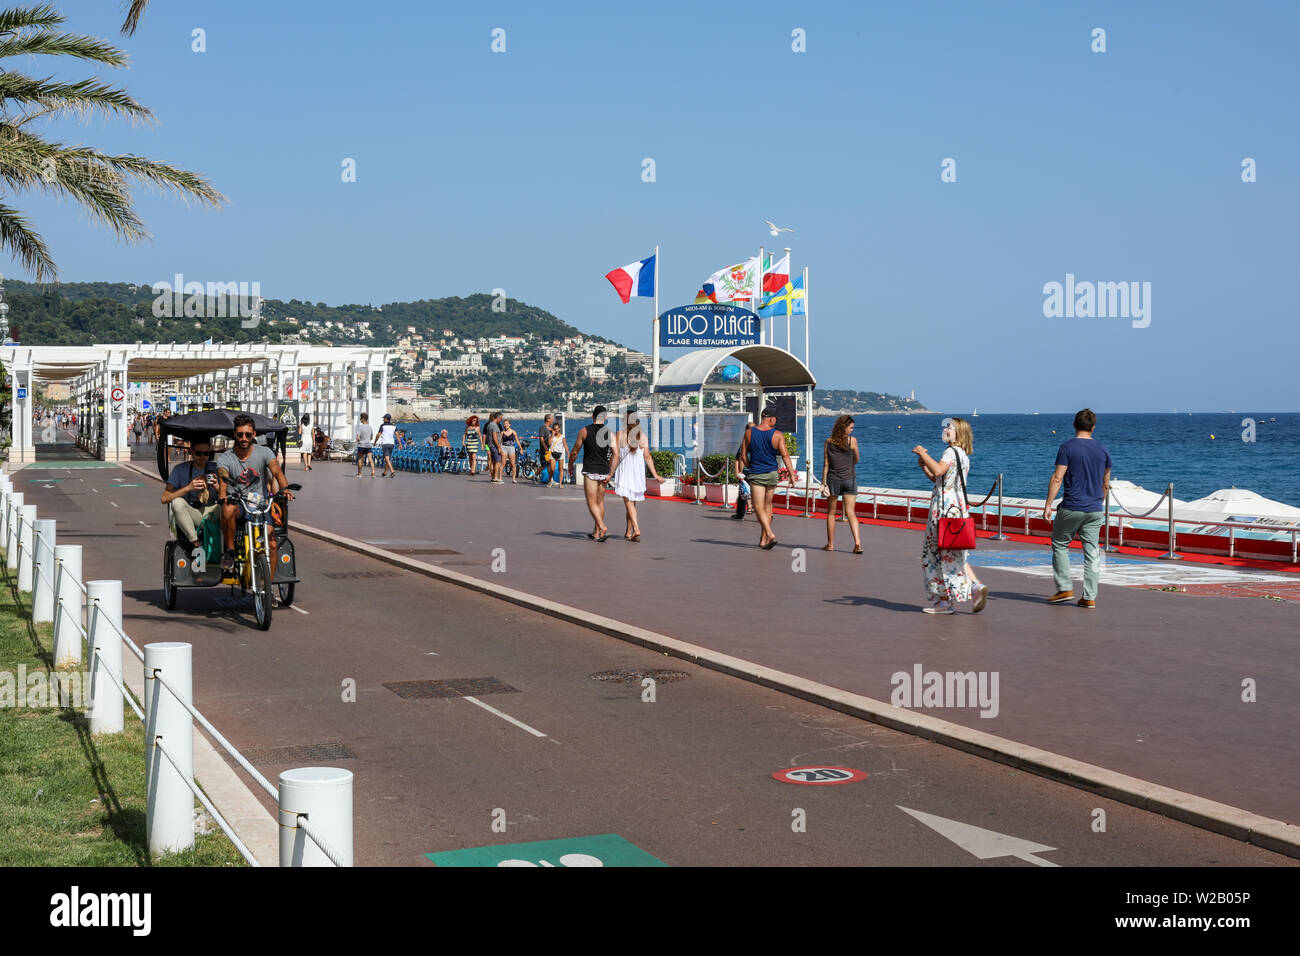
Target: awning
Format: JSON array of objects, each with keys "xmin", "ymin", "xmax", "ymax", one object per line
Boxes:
[{"xmin": 653, "ymin": 345, "xmax": 816, "ymax": 393}]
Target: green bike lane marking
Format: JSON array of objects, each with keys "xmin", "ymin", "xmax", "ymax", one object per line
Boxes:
[{"xmin": 427, "ymin": 834, "xmax": 666, "ymax": 867}]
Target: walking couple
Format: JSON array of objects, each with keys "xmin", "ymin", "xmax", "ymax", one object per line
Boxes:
[{"xmin": 569, "ymin": 405, "xmax": 664, "ymax": 542}]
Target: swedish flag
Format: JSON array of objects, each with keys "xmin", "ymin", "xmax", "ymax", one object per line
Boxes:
[{"xmin": 757, "ymin": 276, "xmax": 805, "ymax": 318}]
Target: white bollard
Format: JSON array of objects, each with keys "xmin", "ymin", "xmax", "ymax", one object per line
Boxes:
[
  {"xmin": 17, "ymin": 504, "xmax": 36, "ymax": 593},
  {"xmin": 87, "ymin": 580, "xmax": 124, "ymax": 735},
  {"xmin": 33, "ymin": 519, "xmax": 56, "ymax": 623},
  {"xmin": 53, "ymin": 545, "xmax": 84, "ymax": 668},
  {"xmin": 279, "ymin": 768, "xmax": 354, "ymax": 867},
  {"xmin": 5, "ymin": 492, "xmax": 24, "ymax": 570},
  {"xmin": 144, "ymin": 642, "xmax": 195, "ymax": 857}
]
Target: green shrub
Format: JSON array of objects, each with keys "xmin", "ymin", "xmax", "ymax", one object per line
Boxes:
[
  {"xmin": 647, "ymin": 450, "xmax": 677, "ymax": 480},
  {"xmin": 784, "ymin": 432, "xmax": 798, "ymax": 457}
]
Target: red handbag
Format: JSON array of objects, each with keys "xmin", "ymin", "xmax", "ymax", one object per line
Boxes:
[{"xmin": 936, "ymin": 452, "xmax": 977, "ymax": 551}]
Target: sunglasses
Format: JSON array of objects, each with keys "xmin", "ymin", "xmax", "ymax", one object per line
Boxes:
[{"xmin": 235, "ymin": 432, "xmax": 255, "ymax": 438}]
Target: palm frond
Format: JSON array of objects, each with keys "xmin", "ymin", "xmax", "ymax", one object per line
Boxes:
[
  {"xmin": 0, "ymin": 30, "xmax": 129, "ymax": 68},
  {"xmin": 0, "ymin": 73, "xmax": 153, "ymax": 123},
  {"xmin": 0, "ymin": 198, "xmax": 56, "ymax": 281},
  {"xmin": 120, "ymin": 0, "xmax": 149, "ymax": 37},
  {"xmin": 0, "ymin": 4, "xmax": 63, "ymax": 36}
]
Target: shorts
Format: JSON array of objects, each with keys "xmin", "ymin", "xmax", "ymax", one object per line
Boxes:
[
  {"xmin": 827, "ymin": 477, "xmax": 857, "ymax": 497},
  {"xmin": 488, "ymin": 446, "xmax": 502, "ymax": 463},
  {"xmin": 356, "ymin": 446, "xmax": 372, "ymax": 461},
  {"xmin": 746, "ymin": 471, "xmax": 779, "ymax": 487},
  {"xmin": 584, "ymin": 473, "xmax": 609, "ymax": 482},
  {"xmin": 381, "ymin": 444, "xmax": 394, "ymax": 457}
]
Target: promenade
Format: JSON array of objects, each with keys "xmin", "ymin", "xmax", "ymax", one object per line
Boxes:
[{"xmin": 258, "ymin": 453, "xmax": 1300, "ymax": 829}]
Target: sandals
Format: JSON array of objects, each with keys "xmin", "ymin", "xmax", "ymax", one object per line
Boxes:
[
  {"xmin": 853, "ymin": 545, "xmax": 863, "ymax": 554},
  {"xmin": 923, "ymin": 602, "xmax": 955, "ymax": 615},
  {"xmin": 761, "ymin": 539, "xmax": 777, "ymax": 550}
]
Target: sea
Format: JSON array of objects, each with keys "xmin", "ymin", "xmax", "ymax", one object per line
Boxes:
[{"xmin": 393, "ymin": 413, "xmax": 1300, "ymax": 508}]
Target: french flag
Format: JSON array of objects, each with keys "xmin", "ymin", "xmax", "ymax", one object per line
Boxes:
[{"xmin": 605, "ymin": 254, "xmax": 656, "ymax": 303}]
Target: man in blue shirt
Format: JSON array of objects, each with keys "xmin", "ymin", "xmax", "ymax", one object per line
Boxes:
[{"xmin": 1043, "ymin": 408, "xmax": 1112, "ymax": 608}]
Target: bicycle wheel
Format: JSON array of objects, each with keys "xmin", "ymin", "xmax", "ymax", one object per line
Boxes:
[
  {"xmin": 277, "ymin": 581, "xmax": 295, "ymax": 607},
  {"xmin": 162, "ymin": 542, "xmax": 177, "ymax": 610},
  {"xmin": 253, "ymin": 549, "xmax": 272, "ymax": 630}
]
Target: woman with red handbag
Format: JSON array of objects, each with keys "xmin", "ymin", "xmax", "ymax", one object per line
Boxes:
[{"xmin": 913, "ymin": 418, "xmax": 988, "ymax": 615}]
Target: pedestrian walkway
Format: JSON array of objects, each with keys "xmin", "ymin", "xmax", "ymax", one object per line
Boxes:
[{"xmin": 224, "ymin": 452, "xmax": 1300, "ymax": 829}]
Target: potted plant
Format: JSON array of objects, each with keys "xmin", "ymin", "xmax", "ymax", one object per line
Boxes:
[
  {"xmin": 646, "ymin": 450, "xmax": 678, "ymax": 497},
  {"xmin": 678, "ymin": 470, "xmax": 705, "ymax": 501}
]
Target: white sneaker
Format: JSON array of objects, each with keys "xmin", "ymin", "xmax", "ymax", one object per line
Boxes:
[{"xmin": 922, "ymin": 602, "xmax": 955, "ymax": 615}]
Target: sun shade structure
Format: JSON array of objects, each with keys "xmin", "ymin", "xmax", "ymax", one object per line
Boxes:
[
  {"xmin": 650, "ymin": 344, "xmax": 817, "ymax": 486},
  {"xmin": 2, "ymin": 343, "xmax": 391, "ymax": 466}
]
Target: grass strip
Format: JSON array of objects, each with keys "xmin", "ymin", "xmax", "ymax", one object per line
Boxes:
[{"xmin": 0, "ymin": 569, "xmax": 247, "ymax": 866}]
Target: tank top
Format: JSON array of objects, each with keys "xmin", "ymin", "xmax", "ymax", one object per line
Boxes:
[
  {"xmin": 825, "ymin": 439, "xmax": 855, "ymax": 481},
  {"xmin": 747, "ymin": 427, "xmax": 779, "ymax": 473},
  {"xmin": 582, "ymin": 422, "xmax": 612, "ymax": 474}
]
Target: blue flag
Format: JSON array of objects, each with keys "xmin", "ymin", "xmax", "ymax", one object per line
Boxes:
[{"xmin": 757, "ymin": 276, "xmax": 805, "ymax": 318}]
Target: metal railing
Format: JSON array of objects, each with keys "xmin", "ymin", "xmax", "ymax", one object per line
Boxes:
[{"xmin": 0, "ymin": 483, "xmax": 354, "ymax": 867}]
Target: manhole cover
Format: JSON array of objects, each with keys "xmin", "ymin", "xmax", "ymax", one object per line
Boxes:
[
  {"xmin": 322, "ymin": 570, "xmax": 400, "ymax": 579},
  {"xmin": 244, "ymin": 741, "xmax": 356, "ymax": 763},
  {"xmin": 384, "ymin": 677, "xmax": 518, "ymax": 699},
  {"xmin": 589, "ymin": 668, "xmax": 690, "ymax": 684}
]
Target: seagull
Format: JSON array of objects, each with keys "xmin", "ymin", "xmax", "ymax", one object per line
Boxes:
[{"xmin": 765, "ymin": 221, "xmax": 795, "ymax": 237}]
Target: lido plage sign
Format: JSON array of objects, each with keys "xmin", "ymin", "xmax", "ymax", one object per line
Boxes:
[{"xmin": 658, "ymin": 304, "xmax": 758, "ymax": 348}]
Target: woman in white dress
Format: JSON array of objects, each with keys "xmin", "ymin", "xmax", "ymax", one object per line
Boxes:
[{"xmin": 610, "ymin": 413, "xmax": 662, "ymax": 541}]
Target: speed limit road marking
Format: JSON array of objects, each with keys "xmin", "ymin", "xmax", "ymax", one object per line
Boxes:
[{"xmin": 773, "ymin": 766, "xmax": 868, "ymax": 786}]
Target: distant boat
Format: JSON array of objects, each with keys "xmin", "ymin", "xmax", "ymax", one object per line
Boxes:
[{"xmin": 972, "ymin": 408, "xmax": 978, "ymax": 417}]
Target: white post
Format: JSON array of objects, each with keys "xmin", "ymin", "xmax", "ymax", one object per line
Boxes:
[
  {"xmin": 33, "ymin": 518, "xmax": 55, "ymax": 622},
  {"xmin": 804, "ymin": 267, "xmax": 811, "ymax": 369},
  {"xmin": 53, "ymin": 545, "xmax": 83, "ymax": 667},
  {"xmin": 757, "ymin": 245, "xmax": 765, "ymax": 345},
  {"xmin": 0, "ymin": 480, "xmax": 10, "ymax": 543},
  {"xmin": 651, "ymin": 244, "xmax": 660, "ymax": 450},
  {"xmin": 17, "ymin": 503, "xmax": 36, "ymax": 592},
  {"xmin": 5, "ymin": 492, "xmax": 23, "ymax": 570},
  {"xmin": 279, "ymin": 768, "xmax": 354, "ymax": 867},
  {"xmin": 144, "ymin": 641, "xmax": 195, "ymax": 856},
  {"xmin": 87, "ymin": 580, "xmax": 124, "ymax": 735}
]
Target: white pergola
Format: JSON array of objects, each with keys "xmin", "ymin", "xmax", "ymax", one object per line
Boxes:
[
  {"xmin": 2, "ymin": 343, "xmax": 390, "ymax": 466},
  {"xmin": 652, "ymin": 343, "xmax": 817, "ymax": 473}
]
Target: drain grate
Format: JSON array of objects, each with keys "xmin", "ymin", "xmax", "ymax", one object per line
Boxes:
[
  {"xmin": 322, "ymin": 570, "xmax": 400, "ymax": 579},
  {"xmin": 384, "ymin": 677, "xmax": 518, "ymax": 699},
  {"xmin": 244, "ymin": 741, "xmax": 356, "ymax": 763},
  {"xmin": 589, "ymin": 668, "xmax": 690, "ymax": 684}
]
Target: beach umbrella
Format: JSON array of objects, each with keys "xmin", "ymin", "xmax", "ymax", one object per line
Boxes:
[
  {"xmin": 1107, "ymin": 480, "xmax": 1186, "ymax": 515},
  {"xmin": 1179, "ymin": 488, "xmax": 1300, "ymax": 521}
]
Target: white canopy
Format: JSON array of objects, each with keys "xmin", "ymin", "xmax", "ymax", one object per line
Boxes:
[
  {"xmin": 1108, "ymin": 480, "xmax": 1187, "ymax": 515},
  {"xmin": 1179, "ymin": 488, "xmax": 1300, "ymax": 521},
  {"xmin": 653, "ymin": 345, "xmax": 815, "ymax": 393}
]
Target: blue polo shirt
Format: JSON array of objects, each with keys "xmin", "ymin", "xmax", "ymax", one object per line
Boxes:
[{"xmin": 1055, "ymin": 438, "xmax": 1113, "ymax": 513}]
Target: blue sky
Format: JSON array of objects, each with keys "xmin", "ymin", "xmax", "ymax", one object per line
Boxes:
[{"xmin": 11, "ymin": 1, "xmax": 1299, "ymax": 411}]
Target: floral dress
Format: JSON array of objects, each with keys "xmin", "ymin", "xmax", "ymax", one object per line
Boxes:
[{"xmin": 921, "ymin": 445, "xmax": 972, "ymax": 604}]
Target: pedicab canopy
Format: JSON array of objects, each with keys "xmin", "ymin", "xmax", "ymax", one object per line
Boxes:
[{"xmin": 156, "ymin": 409, "xmax": 290, "ymax": 480}]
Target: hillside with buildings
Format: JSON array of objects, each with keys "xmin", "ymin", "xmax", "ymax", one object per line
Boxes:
[{"xmin": 5, "ymin": 281, "xmax": 923, "ymax": 415}]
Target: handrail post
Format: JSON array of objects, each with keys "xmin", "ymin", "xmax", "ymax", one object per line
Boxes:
[
  {"xmin": 6, "ymin": 493, "xmax": 24, "ymax": 571},
  {"xmin": 33, "ymin": 519, "xmax": 56, "ymax": 622},
  {"xmin": 53, "ymin": 545, "xmax": 84, "ymax": 667},
  {"xmin": 87, "ymin": 580, "xmax": 124, "ymax": 735},
  {"xmin": 145, "ymin": 641, "xmax": 195, "ymax": 856},
  {"xmin": 0, "ymin": 478, "xmax": 11, "ymax": 543},
  {"xmin": 279, "ymin": 768, "xmax": 354, "ymax": 867},
  {"xmin": 1103, "ymin": 488, "xmax": 1116, "ymax": 552},
  {"xmin": 993, "ymin": 473, "xmax": 1007, "ymax": 540},
  {"xmin": 17, "ymin": 504, "xmax": 37, "ymax": 593},
  {"xmin": 1158, "ymin": 482, "xmax": 1182, "ymax": 560}
]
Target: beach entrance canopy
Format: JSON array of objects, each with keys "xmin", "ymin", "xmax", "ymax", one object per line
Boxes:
[{"xmin": 652, "ymin": 345, "xmax": 816, "ymax": 393}]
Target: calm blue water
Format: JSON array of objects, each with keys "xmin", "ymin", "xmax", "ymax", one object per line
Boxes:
[{"xmin": 393, "ymin": 413, "xmax": 1300, "ymax": 507}]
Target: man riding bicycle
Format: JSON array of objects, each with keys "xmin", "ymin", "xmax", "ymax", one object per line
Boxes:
[{"xmin": 216, "ymin": 414, "xmax": 294, "ymax": 582}]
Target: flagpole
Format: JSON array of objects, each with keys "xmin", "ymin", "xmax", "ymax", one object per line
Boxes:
[
  {"xmin": 803, "ymin": 266, "xmax": 810, "ymax": 369},
  {"xmin": 803, "ymin": 265, "xmax": 813, "ymax": 480},
  {"xmin": 757, "ymin": 245, "xmax": 765, "ymax": 346},
  {"xmin": 784, "ymin": 246, "xmax": 792, "ymax": 352},
  {"xmin": 652, "ymin": 244, "xmax": 660, "ymax": 450}
]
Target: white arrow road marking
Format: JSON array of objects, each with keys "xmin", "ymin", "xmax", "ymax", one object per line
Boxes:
[
  {"xmin": 463, "ymin": 695, "xmax": 549, "ymax": 739},
  {"xmin": 138, "ymin": 520, "xmax": 151, "ymax": 528},
  {"xmin": 288, "ymin": 604, "xmax": 309, "ymax": 615},
  {"xmin": 109, "ymin": 501, "xmax": 118, "ymax": 508},
  {"xmin": 898, "ymin": 806, "xmax": 1061, "ymax": 867}
]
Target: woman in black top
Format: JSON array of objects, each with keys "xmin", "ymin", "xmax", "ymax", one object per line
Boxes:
[{"xmin": 820, "ymin": 415, "xmax": 862, "ymax": 553}]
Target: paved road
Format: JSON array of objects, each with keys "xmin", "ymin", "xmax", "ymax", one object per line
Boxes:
[{"xmin": 8, "ymin": 444, "xmax": 1294, "ymax": 866}]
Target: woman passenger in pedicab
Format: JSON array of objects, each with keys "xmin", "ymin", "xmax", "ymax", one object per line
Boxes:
[{"xmin": 161, "ymin": 437, "xmax": 220, "ymax": 554}]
